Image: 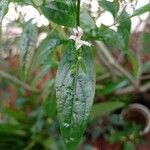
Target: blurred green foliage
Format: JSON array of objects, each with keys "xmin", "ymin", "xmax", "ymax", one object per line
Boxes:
[{"xmin": 0, "ymin": 0, "xmax": 150, "ymax": 150}]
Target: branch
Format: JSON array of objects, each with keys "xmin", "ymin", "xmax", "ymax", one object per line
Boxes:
[
  {"xmin": 116, "ymin": 83, "xmax": 150, "ymax": 95},
  {"xmin": 94, "ymin": 41, "xmax": 139, "ymax": 88},
  {"xmin": 0, "ymin": 70, "xmax": 39, "ymax": 93}
]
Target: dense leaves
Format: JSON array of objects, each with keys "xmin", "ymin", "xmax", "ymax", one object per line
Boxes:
[{"xmin": 0, "ymin": 0, "xmax": 150, "ymax": 150}]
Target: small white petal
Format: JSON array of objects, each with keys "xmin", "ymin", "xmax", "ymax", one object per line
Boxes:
[
  {"xmin": 76, "ymin": 43, "xmax": 82, "ymax": 50},
  {"xmin": 69, "ymin": 35, "xmax": 75, "ymax": 40},
  {"xmin": 82, "ymin": 40, "xmax": 92, "ymax": 47},
  {"xmin": 73, "ymin": 28, "xmax": 78, "ymax": 35},
  {"xmin": 69, "ymin": 26, "xmax": 91, "ymax": 50},
  {"xmin": 77, "ymin": 26, "xmax": 83, "ymax": 36}
]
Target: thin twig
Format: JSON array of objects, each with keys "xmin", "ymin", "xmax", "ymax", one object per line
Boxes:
[
  {"xmin": 116, "ymin": 83, "xmax": 150, "ymax": 95},
  {"xmin": 96, "ymin": 73, "xmax": 111, "ymax": 82},
  {"xmin": 0, "ymin": 70, "xmax": 39, "ymax": 93},
  {"xmin": 24, "ymin": 134, "xmax": 41, "ymax": 150},
  {"xmin": 140, "ymin": 74, "xmax": 150, "ymax": 81}
]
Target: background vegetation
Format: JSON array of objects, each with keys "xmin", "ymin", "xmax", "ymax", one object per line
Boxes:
[{"xmin": 0, "ymin": 0, "xmax": 150, "ymax": 150}]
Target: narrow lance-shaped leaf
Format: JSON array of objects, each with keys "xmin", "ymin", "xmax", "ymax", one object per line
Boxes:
[
  {"xmin": 132, "ymin": 3, "xmax": 150, "ymax": 16},
  {"xmin": 117, "ymin": 11, "xmax": 131, "ymax": 50},
  {"xmin": 90, "ymin": 101, "xmax": 125, "ymax": 120},
  {"xmin": 126, "ymin": 51, "xmax": 140, "ymax": 77},
  {"xmin": 96, "ymin": 80, "xmax": 128, "ymax": 96},
  {"xmin": 55, "ymin": 43, "xmax": 95, "ymax": 150},
  {"xmin": 19, "ymin": 21, "xmax": 38, "ymax": 80},
  {"xmin": 0, "ymin": 0, "xmax": 9, "ymax": 23}
]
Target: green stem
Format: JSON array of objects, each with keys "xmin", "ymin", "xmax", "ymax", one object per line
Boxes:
[
  {"xmin": 77, "ymin": 0, "xmax": 81, "ymax": 26},
  {"xmin": 24, "ymin": 134, "xmax": 42, "ymax": 150}
]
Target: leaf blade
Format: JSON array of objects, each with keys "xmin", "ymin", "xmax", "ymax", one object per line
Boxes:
[
  {"xmin": 132, "ymin": 3, "xmax": 150, "ymax": 16},
  {"xmin": 19, "ymin": 21, "xmax": 38, "ymax": 80},
  {"xmin": 55, "ymin": 44, "xmax": 95, "ymax": 149},
  {"xmin": 41, "ymin": 1, "xmax": 76, "ymax": 27},
  {"xmin": 90, "ymin": 101, "xmax": 125, "ymax": 120}
]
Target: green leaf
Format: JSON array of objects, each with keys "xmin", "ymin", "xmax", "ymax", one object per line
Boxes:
[
  {"xmin": 0, "ymin": 0, "xmax": 9, "ymax": 23},
  {"xmin": 80, "ymin": 11, "xmax": 98, "ymax": 39},
  {"xmin": 31, "ymin": 63, "xmax": 52, "ymax": 88},
  {"xmin": 11, "ymin": 0, "xmax": 32, "ymax": 5},
  {"xmin": 80, "ymin": 11, "xmax": 96, "ymax": 31},
  {"xmin": 100, "ymin": 27, "xmax": 125, "ymax": 49},
  {"xmin": 19, "ymin": 21, "xmax": 38, "ymax": 80},
  {"xmin": 117, "ymin": 11, "xmax": 131, "ymax": 50},
  {"xmin": 0, "ymin": 124, "xmax": 25, "ymax": 136},
  {"xmin": 4, "ymin": 108, "xmax": 28, "ymax": 123},
  {"xmin": 98, "ymin": 0, "xmax": 119, "ymax": 18},
  {"xmin": 41, "ymin": 1, "xmax": 76, "ymax": 27},
  {"xmin": 126, "ymin": 51, "xmax": 139, "ymax": 77},
  {"xmin": 55, "ymin": 44, "xmax": 95, "ymax": 150},
  {"xmin": 90, "ymin": 101, "xmax": 125, "ymax": 120},
  {"xmin": 32, "ymin": 30, "xmax": 64, "ymax": 68},
  {"xmin": 56, "ymin": 0, "xmax": 76, "ymax": 7},
  {"xmin": 44, "ymin": 90, "xmax": 57, "ymax": 119},
  {"xmin": 132, "ymin": 3, "xmax": 150, "ymax": 16},
  {"xmin": 123, "ymin": 142, "xmax": 135, "ymax": 150},
  {"xmin": 96, "ymin": 80, "xmax": 128, "ymax": 96},
  {"xmin": 32, "ymin": 0, "xmax": 44, "ymax": 6}
]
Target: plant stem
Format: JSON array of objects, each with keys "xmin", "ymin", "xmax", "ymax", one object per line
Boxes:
[
  {"xmin": 24, "ymin": 134, "xmax": 41, "ymax": 150},
  {"xmin": 77, "ymin": 0, "xmax": 81, "ymax": 26},
  {"xmin": 94, "ymin": 41, "xmax": 139, "ymax": 88},
  {"xmin": 116, "ymin": 83, "xmax": 150, "ymax": 95},
  {"xmin": 0, "ymin": 70, "xmax": 39, "ymax": 93}
]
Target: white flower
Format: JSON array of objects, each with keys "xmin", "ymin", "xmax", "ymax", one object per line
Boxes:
[
  {"xmin": 117, "ymin": 0, "xmax": 138, "ymax": 16},
  {"xmin": 69, "ymin": 26, "xmax": 92, "ymax": 50},
  {"xmin": 117, "ymin": 0, "xmax": 128, "ymax": 16}
]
